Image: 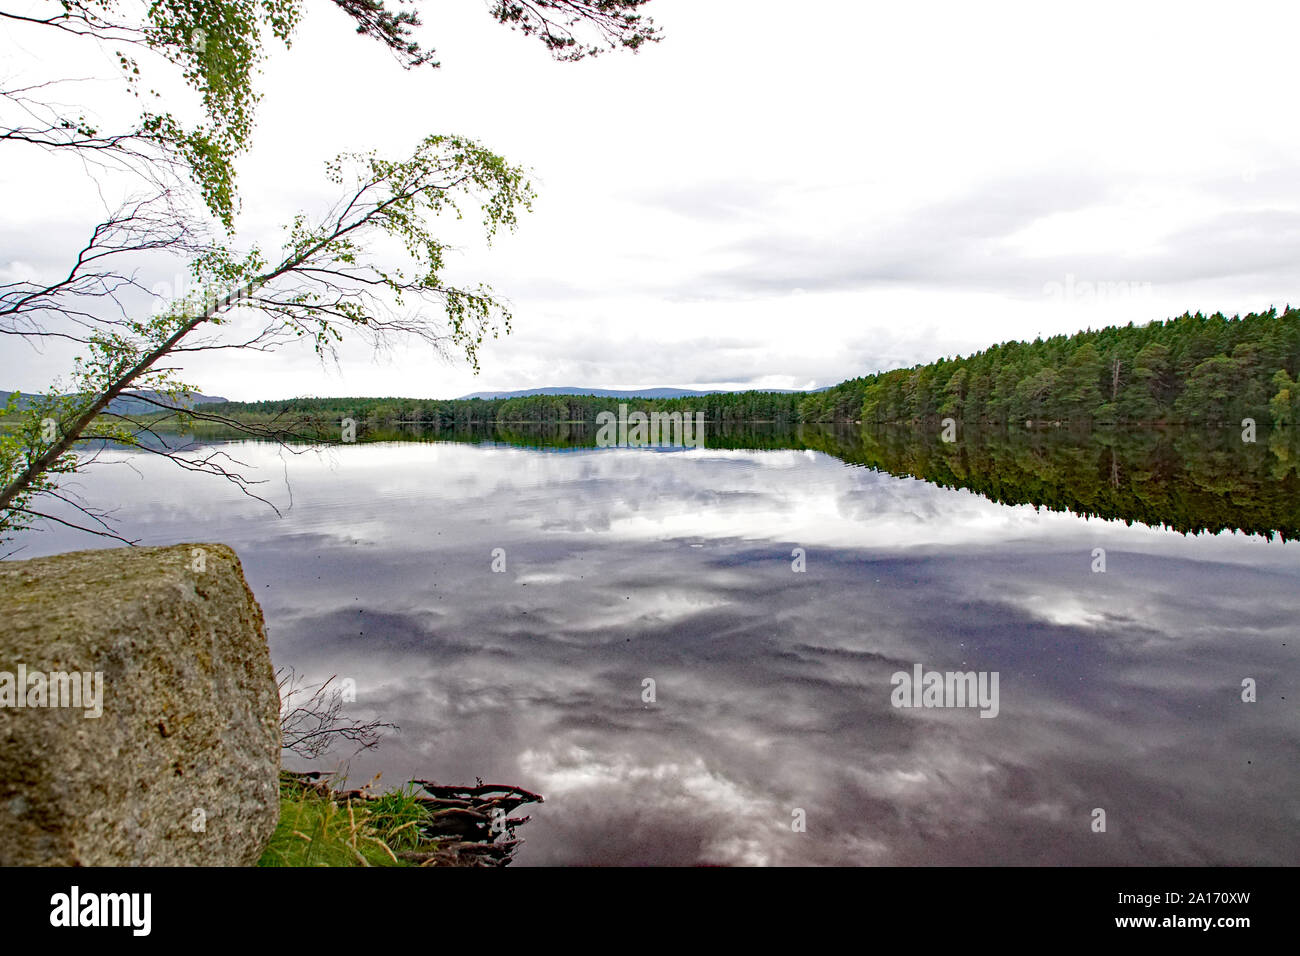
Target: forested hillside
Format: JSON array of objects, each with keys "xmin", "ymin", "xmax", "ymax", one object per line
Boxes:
[
  {"xmin": 802, "ymin": 307, "xmax": 1300, "ymax": 425},
  {"xmin": 203, "ymin": 308, "xmax": 1300, "ymax": 426}
]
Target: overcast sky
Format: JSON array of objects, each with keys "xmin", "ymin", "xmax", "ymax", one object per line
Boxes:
[{"xmin": 5, "ymin": 0, "xmax": 1300, "ymax": 400}]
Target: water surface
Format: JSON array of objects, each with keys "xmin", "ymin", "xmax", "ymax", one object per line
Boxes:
[{"xmin": 11, "ymin": 425, "xmax": 1299, "ymax": 865}]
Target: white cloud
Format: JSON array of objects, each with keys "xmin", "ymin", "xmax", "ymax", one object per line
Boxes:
[{"xmin": 5, "ymin": 0, "xmax": 1300, "ymax": 399}]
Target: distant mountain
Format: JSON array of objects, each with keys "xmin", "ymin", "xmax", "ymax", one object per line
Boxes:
[
  {"xmin": 455, "ymin": 385, "xmax": 817, "ymax": 400},
  {"xmin": 107, "ymin": 390, "xmax": 230, "ymax": 415},
  {"xmin": 0, "ymin": 389, "xmax": 229, "ymax": 415}
]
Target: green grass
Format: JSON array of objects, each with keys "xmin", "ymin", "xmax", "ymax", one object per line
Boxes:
[{"xmin": 257, "ymin": 774, "xmax": 439, "ymax": 867}]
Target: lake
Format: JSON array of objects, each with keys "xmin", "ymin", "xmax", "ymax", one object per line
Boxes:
[{"xmin": 10, "ymin": 424, "xmax": 1299, "ymax": 865}]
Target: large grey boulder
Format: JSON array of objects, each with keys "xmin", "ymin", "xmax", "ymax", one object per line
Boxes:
[{"xmin": 0, "ymin": 543, "xmax": 281, "ymax": 865}]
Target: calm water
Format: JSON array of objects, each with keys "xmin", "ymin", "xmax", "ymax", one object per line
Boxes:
[{"xmin": 10, "ymin": 426, "xmax": 1299, "ymax": 865}]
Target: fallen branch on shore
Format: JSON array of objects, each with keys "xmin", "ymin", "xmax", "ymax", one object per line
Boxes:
[{"xmin": 281, "ymin": 770, "xmax": 544, "ymax": 867}]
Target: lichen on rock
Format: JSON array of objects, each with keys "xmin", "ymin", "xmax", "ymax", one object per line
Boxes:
[{"xmin": 0, "ymin": 543, "xmax": 280, "ymax": 866}]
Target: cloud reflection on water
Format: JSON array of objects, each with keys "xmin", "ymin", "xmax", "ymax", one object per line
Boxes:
[{"xmin": 11, "ymin": 439, "xmax": 1299, "ymax": 864}]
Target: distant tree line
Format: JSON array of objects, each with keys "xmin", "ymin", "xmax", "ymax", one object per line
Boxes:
[
  {"xmin": 804, "ymin": 307, "xmax": 1300, "ymax": 425},
  {"xmin": 204, "ymin": 390, "xmax": 803, "ymax": 427},
  {"xmin": 204, "ymin": 307, "xmax": 1300, "ymax": 427}
]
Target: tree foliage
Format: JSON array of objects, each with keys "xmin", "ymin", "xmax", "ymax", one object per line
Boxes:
[
  {"xmin": 0, "ymin": 0, "xmax": 662, "ymax": 545},
  {"xmin": 2, "ymin": 0, "xmax": 659, "ymax": 224},
  {"xmin": 802, "ymin": 307, "xmax": 1300, "ymax": 426}
]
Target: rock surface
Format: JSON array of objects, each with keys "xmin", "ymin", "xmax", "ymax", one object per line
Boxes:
[{"xmin": 0, "ymin": 544, "xmax": 280, "ymax": 865}]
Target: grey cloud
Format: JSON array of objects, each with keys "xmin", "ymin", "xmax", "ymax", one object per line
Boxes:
[{"xmin": 655, "ymin": 172, "xmax": 1300, "ymax": 301}]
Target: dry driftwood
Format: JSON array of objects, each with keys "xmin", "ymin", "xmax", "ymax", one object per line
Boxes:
[{"xmin": 282, "ymin": 770, "xmax": 543, "ymax": 866}]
